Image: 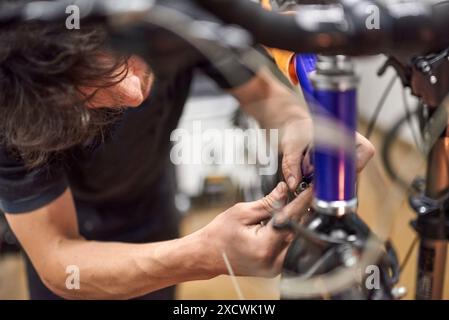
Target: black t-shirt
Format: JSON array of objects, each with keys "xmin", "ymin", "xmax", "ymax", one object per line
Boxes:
[{"xmin": 0, "ymin": 0, "xmax": 256, "ymax": 241}]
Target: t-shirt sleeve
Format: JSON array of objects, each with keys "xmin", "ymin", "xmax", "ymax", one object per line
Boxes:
[
  {"xmin": 0, "ymin": 146, "xmax": 68, "ymax": 214},
  {"xmin": 159, "ymin": 0, "xmax": 260, "ymax": 89}
]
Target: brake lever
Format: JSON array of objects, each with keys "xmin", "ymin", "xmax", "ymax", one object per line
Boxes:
[{"xmin": 378, "ymin": 56, "xmax": 412, "ymax": 87}]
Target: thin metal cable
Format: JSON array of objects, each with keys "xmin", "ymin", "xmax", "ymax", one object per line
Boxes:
[
  {"xmin": 401, "ymin": 87, "xmax": 421, "ymax": 151},
  {"xmin": 222, "ymin": 251, "xmax": 245, "ymax": 300},
  {"xmin": 365, "ymin": 75, "xmax": 398, "ymax": 139},
  {"xmin": 400, "ymin": 236, "xmax": 419, "ymax": 273}
]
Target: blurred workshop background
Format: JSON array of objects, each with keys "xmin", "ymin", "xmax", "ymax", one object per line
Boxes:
[{"xmin": 1, "ymin": 55, "xmax": 448, "ymax": 300}]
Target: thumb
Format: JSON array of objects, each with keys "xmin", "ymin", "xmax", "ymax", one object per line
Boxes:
[
  {"xmin": 245, "ymin": 182, "xmax": 288, "ymax": 225},
  {"xmin": 282, "ymin": 145, "xmax": 302, "ymax": 191},
  {"xmin": 356, "ymin": 132, "xmax": 375, "ymax": 172},
  {"xmin": 275, "ymin": 187, "xmax": 313, "ymax": 224}
]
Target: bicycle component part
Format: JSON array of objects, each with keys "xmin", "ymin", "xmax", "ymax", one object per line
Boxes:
[
  {"xmin": 365, "ymin": 75, "xmax": 397, "ymax": 139},
  {"xmin": 197, "ymin": 0, "xmax": 449, "ymax": 56},
  {"xmin": 410, "ymin": 136, "xmax": 449, "ymax": 299},
  {"xmin": 294, "ymin": 54, "xmax": 317, "ymax": 98},
  {"xmin": 294, "ymin": 145, "xmax": 315, "ymax": 197},
  {"xmin": 294, "ymin": 180, "xmax": 311, "ymax": 196},
  {"xmin": 1, "ymin": 0, "xmax": 446, "ymax": 301},
  {"xmin": 391, "ymin": 286, "xmax": 408, "ymax": 299},
  {"xmin": 381, "ymin": 108, "xmax": 419, "ymax": 191},
  {"xmin": 311, "ymin": 55, "xmax": 358, "ymax": 215},
  {"xmin": 411, "ymin": 47, "xmax": 449, "ymax": 109},
  {"xmin": 270, "ymin": 0, "xmax": 333, "ymax": 11},
  {"xmin": 0, "ymin": 0, "xmax": 154, "ymax": 26},
  {"xmin": 3, "ymin": 0, "xmax": 449, "ymax": 56},
  {"xmin": 378, "ymin": 57, "xmax": 412, "ymax": 88},
  {"xmin": 282, "ymin": 212, "xmax": 399, "ymax": 299}
]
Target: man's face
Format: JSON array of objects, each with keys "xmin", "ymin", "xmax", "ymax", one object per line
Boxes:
[{"xmin": 81, "ymin": 55, "xmax": 154, "ymax": 109}]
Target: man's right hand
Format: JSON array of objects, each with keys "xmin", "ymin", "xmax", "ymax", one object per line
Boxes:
[
  {"xmin": 5, "ymin": 182, "xmax": 313, "ymax": 299},
  {"xmin": 196, "ymin": 182, "xmax": 313, "ymax": 278}
]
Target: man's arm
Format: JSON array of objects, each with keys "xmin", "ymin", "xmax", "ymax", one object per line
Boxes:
[
  {"xmin": 230, "ymin": 68, "xmax": 310, "ymax": 130},
  {"xmin": 5, "ymin": 188, "xmax": 209, "ymax": 300},
  {"xmin": 5, "ymin": 182, "xmax": 311, "ymax": 299},
  {"xmin": 229, "ymin": 68, "xmax": 375, "ymax": 189}
]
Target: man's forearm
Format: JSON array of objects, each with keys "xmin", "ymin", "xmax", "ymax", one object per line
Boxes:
[
  {"xmin": 41, "ymin": 232, "xmax": 212, "ymax": 299},
  {"xmin": 231, "ymin": 68, "xmax": 311, "ymax": 130}
]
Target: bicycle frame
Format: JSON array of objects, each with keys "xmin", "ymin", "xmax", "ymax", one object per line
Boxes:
[
  {"xmin": 415, "ymin": 137, "xmax": 449, "ymax": 299},
  {"xmin": 293, "ymin": 51, "xmax": 449, "ymax": 299},
  {"xmin": 295, "ymin": 53, "xmax": 359, "ymax": 209},
  {"xmin": 411, "ymin": 105, "xmax": 449, "ymax": 299},
  {"xmin": 2, "ymin": 0, "xmax": 449, "ymax": 300},
  {"xmin": 282, "ymin": 54, "xmax": 382, "ymax": 300}
]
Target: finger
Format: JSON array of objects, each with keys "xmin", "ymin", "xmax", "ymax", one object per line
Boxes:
[
  {"xmin": 275, "ymin": 188, "xmax": 313, "ymax": 223},
  {"xmin": 245, "ymin": 182, "xmax": 288, "ymax": 225},
  {"xmin": 257, "ymin": 181, "xmax": 288, "ymax": 213},
  {"xmin": 282, "ymin": 147, "xmax": 302, "ymax": 191},
  {"xmin": 355, "ymin": 133, "xmax": 375, "ymax": 172}
]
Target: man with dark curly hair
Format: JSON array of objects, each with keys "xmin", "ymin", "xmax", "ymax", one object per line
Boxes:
[{"xmin": 0, "ymin": 0, "xmax": 375, "ymax": 299}]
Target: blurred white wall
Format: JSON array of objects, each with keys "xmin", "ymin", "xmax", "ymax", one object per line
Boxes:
[{"xmin": 176, "ymin": 56, "xmax": 421, "ymax": 197}]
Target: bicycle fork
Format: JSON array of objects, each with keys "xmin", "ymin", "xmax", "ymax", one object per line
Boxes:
[
  {"xmin": 309, "ymin": 55, "xmax": 358, "ymax": 214},
  {"xmin": 281, "ymin": 55, "xmax": 399, "ymax": 299},
  {"xmin": 412, "ymin": 135, "xmax": 449, "ymax": 299}
]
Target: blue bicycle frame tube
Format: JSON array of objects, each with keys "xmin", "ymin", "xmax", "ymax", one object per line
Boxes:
[
  {"xmin": 313, "ymin": 89, "xmax": 357, "ymax": 203},
  {"xmin": 294, "ymin": 55, "xmax": 359, "ymax": 215},
  {"xmin": 295, "ymin": 54, "xmax": 317, "ymax": 98}
]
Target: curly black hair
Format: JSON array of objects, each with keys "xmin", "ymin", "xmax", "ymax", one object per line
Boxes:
[{"xmin": 0, "ymin": 18, "xmax": 129, "ymax": 168}]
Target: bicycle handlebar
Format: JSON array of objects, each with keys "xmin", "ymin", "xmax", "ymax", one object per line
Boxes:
[
  {"xmin": 194, "ymin": 0, "xmax": 449, "ymax": 56},
  {"xmin": 1, "ymin": 0, "xmax": 448, "ymax": 56}
]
